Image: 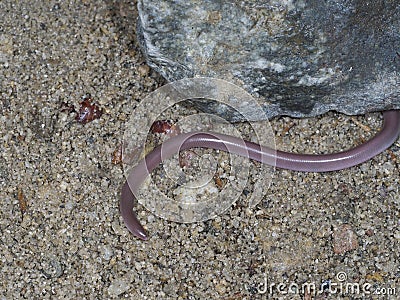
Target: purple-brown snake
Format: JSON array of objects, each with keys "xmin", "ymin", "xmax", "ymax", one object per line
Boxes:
[{"xmin": 121, "ymin": 110, "xmax": 400, "ymax": 240}]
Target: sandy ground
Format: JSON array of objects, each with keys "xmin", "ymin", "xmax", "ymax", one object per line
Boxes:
[{"xmin": 1, "ymin": 1, "xmax": 399, "ymax": 299}]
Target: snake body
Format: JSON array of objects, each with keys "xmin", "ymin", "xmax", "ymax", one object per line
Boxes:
[{"xmin": 121, "ymin": 110, "xmax": 400, "ymax": 240}]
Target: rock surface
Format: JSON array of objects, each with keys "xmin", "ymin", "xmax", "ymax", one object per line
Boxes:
[{"xmin": 137, "ymin": 0, "xmax": 400, "ymax": 120}]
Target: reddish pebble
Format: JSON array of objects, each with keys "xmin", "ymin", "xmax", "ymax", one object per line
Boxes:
[
  {"xmin": 17, "ymin": 187, "xmax": 28, "ymax": 219},
  {"xmin": 111, "ymin": 144, "xmax": 123, "ymax": 165},
  {"xmin": 150, "ymin": 120, "xmax": 181, "ymax": 139},
  {"xmin": 150, "ymin": 120, "xmax": 172, "ymax": 134},
  {"xmin": 333, "ymin": 224, "xmax": 359, "ymax": 254},
  {"xmin": 75, "ymin": 95, "xmax": 103, "ymax": 124},
  {"xmin": 365, "ymin": 229, "xmax": 374, "ymax": 237},
  {"xmin": 178, "ymin": 150, "xmax": 197, "ymax": 168}
]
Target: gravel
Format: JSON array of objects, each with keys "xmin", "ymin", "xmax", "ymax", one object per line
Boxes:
[{"xmin": 1, "ymin": 1, "xmax": 399, "ymax": 299}]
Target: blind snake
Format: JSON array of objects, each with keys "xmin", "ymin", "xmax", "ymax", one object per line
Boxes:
[{"xmin": 121, "ymin": 110, "xmax": 400, "ymax": 240}]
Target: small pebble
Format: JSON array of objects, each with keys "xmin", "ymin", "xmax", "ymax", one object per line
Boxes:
[
  {"xmin": 138, "ymin": 64, "xmax": 150, "ymax": 77},
  {"xmin": 108, "ymin": 279, "xmax": 130, "ymax": 297},
  {"xmin": 333, "ymin": 224, "xmax": 359, "ymax": 254}
]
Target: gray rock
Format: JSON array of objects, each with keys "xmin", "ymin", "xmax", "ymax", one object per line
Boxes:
[{"xmin": 137, "ymin": 0, "xmax": 400, "ymax": 121}]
